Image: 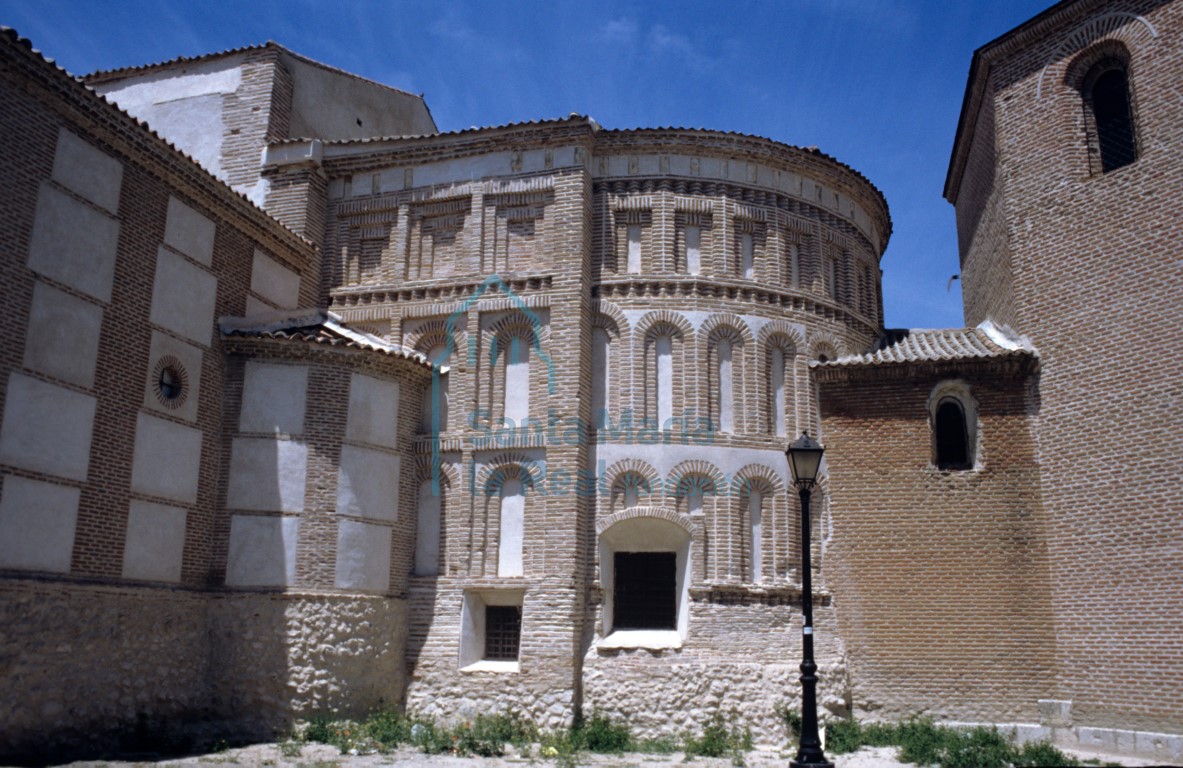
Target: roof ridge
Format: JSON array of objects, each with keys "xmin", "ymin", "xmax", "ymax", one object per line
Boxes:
[{"xmin": 0, "ymin": 27, "xmax": 313, "ymax": 252}]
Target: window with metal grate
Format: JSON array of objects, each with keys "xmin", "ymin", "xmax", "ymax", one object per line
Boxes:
[
  {"xmin": 484, "ymin": 605, "xmax": 521, "ymax": 661},
  {"xmin": 614, "ymin": 552, "xmax": 676, "ymax": 630}
]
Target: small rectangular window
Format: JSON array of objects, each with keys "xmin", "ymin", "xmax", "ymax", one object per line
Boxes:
[
  {"xmin": 627, "ymin": 224, "xmax": 642, "ymax": 274},
  {"xmin": 484, "ymin": 605, "xmax": 522, "ymax": 660},
  {"xmin": 614, "ymin": 552, "xmax": 676, "ymax": 630}
]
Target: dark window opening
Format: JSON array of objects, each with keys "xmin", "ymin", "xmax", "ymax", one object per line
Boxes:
[
  {"xmin": 484, "ymin": 605, "xmax": 521, "ymax": 661},
  {"xmin": 1091, "ymin": 67, "xmax": 1137, "ymax": 172},
  {"xmin": 614, "ymin": 552, "xmax": 676, "ymax": 630},
  {"xmin": 158, "ymin": 367, "xmax": 182, "ymax": 400},
  {"xmin": 935, "ymin": 398, "xmax": 970, "ymax": 470}
]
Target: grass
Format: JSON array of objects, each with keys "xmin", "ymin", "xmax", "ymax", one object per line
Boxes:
[
  {"xmin": 779, "ymin": 711, "xmax": 1084, "ymax": 768},
  {"xmin": 299, "ymin": 705, "xmax": 756, "ymax": 763}
]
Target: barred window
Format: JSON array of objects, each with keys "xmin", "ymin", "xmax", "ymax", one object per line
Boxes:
[
  {"xmin": 613, "ymin": 552, "xmax": 677, "ymax": 630},
  {"xmin": 484, "ymin": 605, "xmax": 522, "ymax": 661},
  {"xmin": 1091, "ymin": 66, "xmax": 1136, "ymax": 173}
]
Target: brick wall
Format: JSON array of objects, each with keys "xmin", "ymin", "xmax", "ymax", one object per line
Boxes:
[
  {"xmin": 947, "ymin": 0, "xmax": 1183, "ymax": 732},
  {"xmin": 818, "ymin": 364, "xmax": 1056, "ymax": 722}
]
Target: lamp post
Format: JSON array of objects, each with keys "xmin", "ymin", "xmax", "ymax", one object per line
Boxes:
[{"xmin": 786, "ymin": 431, "xmax": 833, "ymax": 768}]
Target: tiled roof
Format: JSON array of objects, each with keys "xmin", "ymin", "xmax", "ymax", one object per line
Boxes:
[
  {"xmin": 815, "ymin": 320, "xmax": 1037, "ymax": 369},
  {"xmin": 220, "ymin": 310, "xmax": 437, "ymax": 370}
]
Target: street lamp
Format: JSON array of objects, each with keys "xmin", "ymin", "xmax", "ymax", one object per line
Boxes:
[{"xmin": 786, "ymin": 431, "xmax": 833, "ymax": 768}]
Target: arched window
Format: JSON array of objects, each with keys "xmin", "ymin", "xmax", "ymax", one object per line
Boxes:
[
  {"xmin": 716, "ymin": 338, "xmax": 734, "ymax": 434},
  {"xmin": 498, "ymin": 476, "xmax": 525, "ymax": 577},
  {"xmin": 1081, "ymin": 57, "xmax": 1137, "ymax": 173},
  {"xmin": 930, "ymin": 381, "xmax": 977, "ymax": 471},
  {"xmin": 611, "ymin": 471, "xmax": 652, "ymax": 512},
  {"xmin": 591, "ymin": 327, "xmax": 610, "ymax": 427},
  {"xmin": 422, "ymin": 343, "xmax": 450, "ymax": 433},
  {"xmin": 503, "ymin": 335, "xmax": 530, "ymax": 424},
  {"xmin": 748, "ymin": 488, "xmax": 764, "ymax": 583},
  {"xmin": 415, "ymin": 480, "xmax": 442, "ymax": 576},
  {"xmin": 655, "ymin": 334, "xmax": 673, "ymax": 427},
  {"xmin": 935, "ymin": 399, "xmax": 970, "ymax": 470}
]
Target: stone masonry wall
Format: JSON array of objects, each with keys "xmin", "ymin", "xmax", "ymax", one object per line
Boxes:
[
  {"xmin": 583, "ymin": 602, "xmax": 847, "ymax": 744},
  {"xmin": 208, "ymin": 592, "xmax": 408, "ymax": 739},
  {"xmin": 0, "ymin": 579, "xmax": 212, "ymax": 760}
]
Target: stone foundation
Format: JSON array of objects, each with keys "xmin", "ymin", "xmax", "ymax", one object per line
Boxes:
[
  {"xmin": 0, "ymin": 579, "xmax": 407, "ymax": 760},
  {"xmin": 581, "ymin": 601, "xmax": 848, "ymax": 744},
  {"xmin": 0, "ymin": 578, "xmax": 212, "ymax": 759},
  {"xmin": 208, "ymin": 591, "xmax": 409, "ymax": 739}
]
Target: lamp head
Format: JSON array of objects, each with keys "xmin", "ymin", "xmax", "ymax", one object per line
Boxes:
[{"xmin": 786, "ymin": 431, "xmax": 825, "ymax": 489}]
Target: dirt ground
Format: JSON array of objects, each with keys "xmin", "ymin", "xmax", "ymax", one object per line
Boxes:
[{"xmin": 53, "ymin": 740, "xmax": 1168, "ymax": 768}]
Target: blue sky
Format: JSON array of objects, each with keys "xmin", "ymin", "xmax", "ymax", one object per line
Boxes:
[{"xmin": 1, "ymin": 0, "xmax": 1052, "ymax": 329}]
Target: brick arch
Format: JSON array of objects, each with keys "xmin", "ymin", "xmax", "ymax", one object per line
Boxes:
[
  {"xmin": 414, "ymin": 455, "xmax": 460, "ymax": 487},
  {"xmin": 733, "ymin": 463, "xmax": 785, "ymax": 496},
  {"xmin": 758, "ymin": 321, "xmax": 805, "ymax": 354},
  {"xmin": 596, "ymin": 505, "xmax": 692, "ymax": 536},
  {"xmin": 699, "ymin": 313, "xmax": 755, "ymax": 347},
  {"xmin": 477, "ymin": 453, "xmax": 545, "ymax": 496},
  {"xmin": 404, "ymin": 317, "xmax": 469, "ymax": 357},
  {"xmin": 635, "ymin": 309, "xmax": 693, "ymax": 341},
  {"xmin": 808, "ymin": 332, "xmax": 846, "ymax": 361},
  {"xmin": 667, "ymin": 459, "xmax": 725, "ymax": 496},
  {"xmin": 603, "ymin": 458, "xmax": 661, "ymax": 490},
  {"xmin": 1038, "ymin": 11, "xmax": 1158, "ymax": 99},
  {"xmin": 487, "ymin": 312, "xmax": 547, "ymax": 362},
  {"xmin": 592, "ymin": 299, "xmax": 629, "ymax": 336}
]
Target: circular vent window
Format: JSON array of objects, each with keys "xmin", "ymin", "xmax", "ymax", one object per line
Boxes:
[{"xmin": 152, "ymin": 355, "xmax": 189, "ymax": 409}]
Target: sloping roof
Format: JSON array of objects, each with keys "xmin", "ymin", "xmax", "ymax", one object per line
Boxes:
[
  {"xmin": 83, "ymin": 40, "xmax": 425, "ymax": 103},
  {"xmin": 0, "ymin": 27, "xmax": 313, "ymax": 256},
  {"xmin": 815, "ymin": 320, "xmax": 1037, "ymax": 370},
  {"xmin": 220, "ymin": 309, "xmax": 437, "ymax": 370}
]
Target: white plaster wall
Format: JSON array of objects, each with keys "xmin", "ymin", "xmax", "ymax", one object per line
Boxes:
[
  {"xmin": 285, "ymin": 54, "xmax": 435, "ymax": 142},
  {"xmin": 121, "ymin": 500, "xmax": 187, "ymax": 583},
  {"xmin": 142, "ymin": 331, "xmax": 204, "ymax": 422},
  {"xmin": 334, "ymin": 519, "xmax": 392, "ymax": 592},
  {"xmin": 250, "ymin": 249, "xmax": 301, "ymax": 310},
  {"xmin": 150, "ymin": 247, "xmax": 218, "ymax": 346},
  {"xmin": 0, "ymin": 373, "xmax": 95, "ymax": 482},
  {"xmin": 164, "ymin": 197, "xmax": 216, "ymax": 266},
  {"xmin": 129, "ymin": 412, "xmax": 203, "ymax": 504},
  {"xmin": 415, "ymin": 481, "xmax": 441, "ymax": 576},
  {"xmin": 592, "ymin": 444, "xmax": 792, "ymax": 488},
  {"xmin": 0, "ymin": 475, "xmax": 79, "ymax": 573},
  {"xmin": 336, "ymin": 445, "xmax": 398, "ymax": 521},
  {"xmin": 226, "ymin": 438, "xmax": 308, "ymax": 513},
  {"xmin": 497, "ymin": 478, "xmax": 524, "ymax": 577},
  {"xmin": 225, "ymin": 514, "xmax": 299, "ymax": 587},
  {"xmin": 345, "ymin": 373, "xmax": 399, "ymax": 448},
  {"xmin": 94, "ymin": 61, "xmax": 241, "ymax": 181},
  {"xmin": 245, "ymin": 295, "xmax": 273, "ymax": 316},
  {"xmin": 22, "ymin": 281, "xmax": 104, "ymax": 389},
  {"xmin": 239, "ymin": 362, "xmax": 307, "ymax": 435},
  {"xmin": 26, "ymin": 183, "xmax": 120, "ymax": 303},
  {"xmin": 51, "ymin": 128, "xmax": 123, "ymax": 214}
]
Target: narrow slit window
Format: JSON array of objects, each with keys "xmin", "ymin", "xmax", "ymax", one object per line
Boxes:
[
  {"xmin": 1091, "ymin": 67, "xmax": 1137, "ymax": 172},
  {"xmin": 935, "ymin": 398, "xmax": 970, "ymax": 470}
]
